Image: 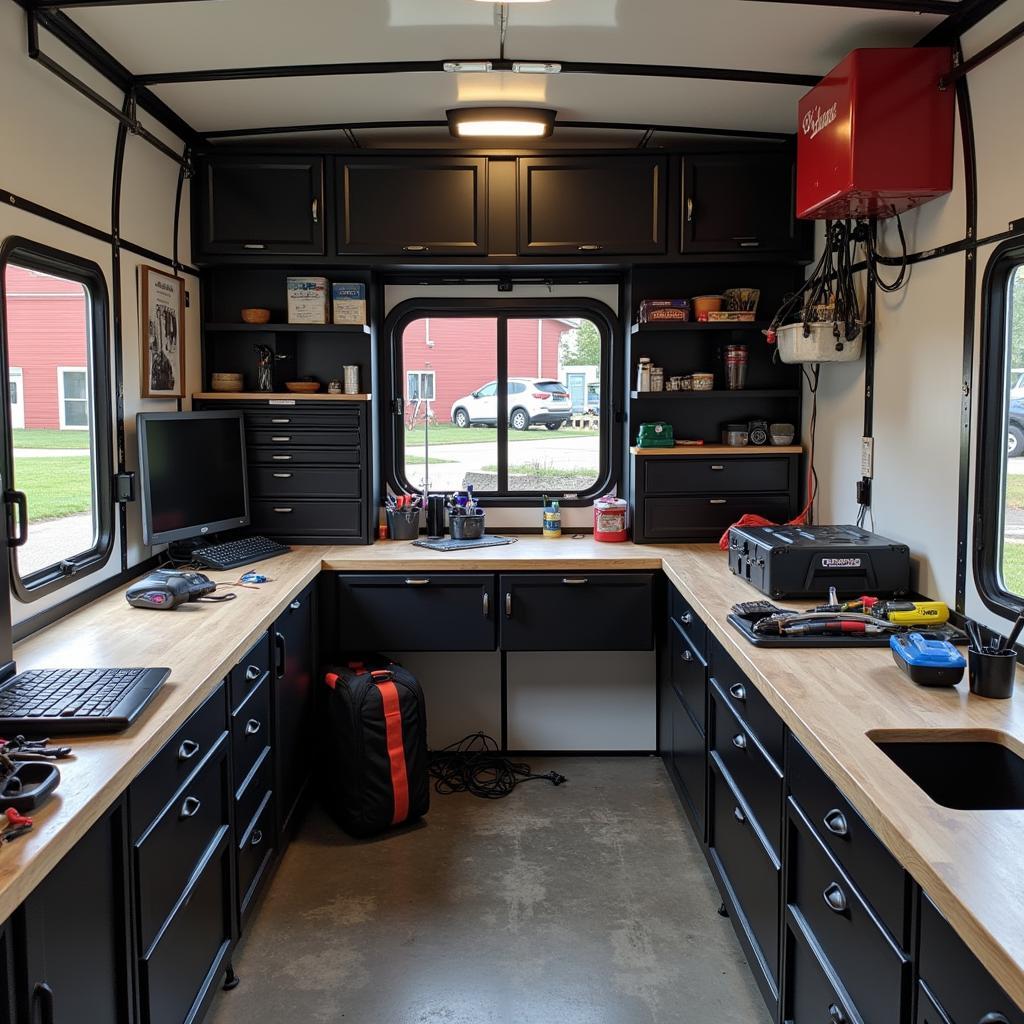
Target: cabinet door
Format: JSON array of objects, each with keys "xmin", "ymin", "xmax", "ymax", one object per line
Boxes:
[
  {"xmin": 518, "ymin": 156, "xmax": 667, "ymax": 255},
  {"xmin": 0, "ymin": 918, "xmax": 14, "ymax": 1024},
  {"xmin": 274, "ymin": 581, "xmax": 315, "ymax": 837},
  {"xmin": 336, "ymin": 157, "xmax": 487, "ymax": 255},
  {"xmin": 199, "ymin": 156, "xmax": 325, "ymax": 255},
  {"xmin": 682, "ymin": 153, "xmax": 797, "ymax": 254},
  {"xmin": 19, "ymin": 799, "xmax": 132, "ymax": 1024},
  {"xmin": 668, "ymin": 685, "xmax": 705, "ymax": 833}
]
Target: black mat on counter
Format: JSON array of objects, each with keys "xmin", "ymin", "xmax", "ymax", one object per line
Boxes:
[
  {"xmin": 728, "ymin": 613, "xmax": 968, "ymax": 649},
  {"xmin": 413, "ymin": 536, "xmax": 518, "ymax": 552}
]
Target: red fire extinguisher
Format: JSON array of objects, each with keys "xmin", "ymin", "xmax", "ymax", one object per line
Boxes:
[{"xmin": 594, "ymin": 496, "xmax": 628, "ymax": 542}]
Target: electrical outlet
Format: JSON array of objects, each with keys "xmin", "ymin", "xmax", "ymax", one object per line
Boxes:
[{"xmin": 861, "ymin": 436, "xmax": 874, "ymax": 478}]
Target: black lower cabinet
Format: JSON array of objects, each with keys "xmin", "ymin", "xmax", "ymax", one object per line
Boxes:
[
  {"xmin": 0, "ymin": 917, "xmax": 13, "ymax": 1024},
  {"xmin": 666, "ymin": 683, "xmax": 705, "ymax": 834},
  {"xmin": 16, "ymin": 797, "xmax": 133, "ymax": 1024},
  {"xmin": 783, "ymin": 911, "xmax": 859, "ymax": 1024}
]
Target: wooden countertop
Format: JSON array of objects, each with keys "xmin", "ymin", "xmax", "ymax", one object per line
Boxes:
[{"xmin": 5, "ymin": 537, "xmax": 1024, "ymax": 1009}]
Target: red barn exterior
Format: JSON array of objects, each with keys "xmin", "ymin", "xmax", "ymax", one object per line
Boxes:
[
  {"xmin": 3, "ymin": 265, "xmax": 89, "ymax": 431},
  {"xmin": 401, "ymin": 316, "xmax": 572, "ymax": 423}
]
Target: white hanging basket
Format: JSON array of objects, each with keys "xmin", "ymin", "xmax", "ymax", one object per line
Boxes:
[{"xmin": 776, "ymin": 321, "xmax": 864, "ymax": 364}]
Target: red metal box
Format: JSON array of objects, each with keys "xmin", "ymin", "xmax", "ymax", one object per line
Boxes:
[{"xmin": 796, "ymin": 48, "xmax": 955, "ymax": 220}]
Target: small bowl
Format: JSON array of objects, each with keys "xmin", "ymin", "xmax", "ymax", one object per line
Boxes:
[
  {"xmin": 241, "ymin": 308, "xmax": 272, "ymax": 324},
  {"xmin": 770, "ymin": 423, "xmax": 796, "ymax": 446},
  {"xmin": 691, "ymin": 372, "xmax": 715, "ymax": 391},
  {"xmin": 692, "ymin": 295, "xmax": 725, "ymax": 317},
  {"xmin": 285, "ymin": 380, "xmax": 321, "ymax": 394},
  {"xmin": 211, "ymin": 373, "xmax": 243, "ymax": 393}
]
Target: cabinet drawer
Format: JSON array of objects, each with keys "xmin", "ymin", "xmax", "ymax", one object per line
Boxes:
[
  {"xmin": 252, "ymin": 499, "xmax": 363, "ymax": 538},
  {"xmin": 500, "ymin": 573, "xmax": 653, "ymax": 651},
  {"xmin": 644, "ymin": 457, "xmax": 792, "ymax": 495},
  {"xmin": 232, "ymin": 675, "xmax": 271, "ymax": 787},
  {"xmin": 710, "ymin": 638, "xmax": 784, "ymax": 769},
  {"xmin": 785, "ymin": 914, "xmax": 859, "ymax": 1024},
  {"xmin": 642, "ymin": 494, "xmax": 792, "ymax": 541},
  {"xmin": 667, "ymin": 684, "xmax": 705, "ymax": 830},
  {"xmin": 788, "ymin": 801, "xmax": 910, "ymax": 1024},
  {"xmin": 669, "ymin": 585, "xmax": 707, "ymax": 657},
  {"xmin": 236, "ymin": 745, "xmax": 272, "ymax": 834},
  {"xmin": 132, "ymin": 684, "xmax": 227, "ymax": 840},
  {"xmin": 709, "ymin": 761, "xmax": 780, "ymax": 992},
  {"xmin": 711, "ymin": 683, "xmax": 782, "ymax": 855},
  {"xmin": 788, "ymin": 735, "xmax": 908, "ymax": 945},
  {"xmin": 918, "ymin": 895, "xmax": 1024, "ymax": 1024},
  {"xmin": 139, "ymin": 836, "xmax": 231, "ymax": 1024},
  {"xmin": 248, "ymin": 446, "xmax": 360, "ymax": 467},
  {"xmin": 238, "ymin": 790, "xmax": 275, "ymax": 919},
  {"xmin": 228, "ymin": 632, "xmax": 271, "ymax": 712},
  {"xmin": 243, "ymin": 409, "xmax": 360, "ymax": 429},
  {"xmin": 249, "ymin": 464, "xmax": 362, "ymax": 500},
  {"xmin": 670, "ymin": 619, "xmax": 706, "ymax": 731},
  {"xmin": 334, "ymin": 574, "xmax": 497, "ymax": 651},
  {"xmin": 135, "ymin": 742, "xmax": 229, "ymax": 953},
  {"xmin": 247, "ymin": 427, "xmax": 359, "ymax": 448},
  {"xmin": 917, "ymin": 982, "xmax": 953, "ymax": 1024}
]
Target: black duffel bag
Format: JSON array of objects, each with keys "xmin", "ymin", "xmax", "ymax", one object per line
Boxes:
[{"xmin": 319, "ymin": 656, "xmax": 429, "ymax": 838}]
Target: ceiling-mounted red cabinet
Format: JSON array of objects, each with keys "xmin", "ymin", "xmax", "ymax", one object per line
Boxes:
[{"xmin": 796, "ymin": 47, "xmax": 955, "ymax": 220}]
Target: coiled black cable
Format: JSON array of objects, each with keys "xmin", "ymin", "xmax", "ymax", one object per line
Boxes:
[{"xmin": 429, "ymin": 733, "xmax": 567, "ymax": 799}]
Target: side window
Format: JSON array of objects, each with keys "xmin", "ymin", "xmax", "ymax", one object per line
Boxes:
[{"xmin": 0, "ymin": 240, "xmax": 114, "ymax": 601}]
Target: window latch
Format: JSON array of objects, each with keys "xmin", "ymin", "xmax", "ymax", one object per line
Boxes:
[
  {"xmin": 3, "ymin": 490, "xmax": 28, "ymax": 548},
  {"xmin": 115, "ymin": 472, "xmax": 135, "ymax": 503}
]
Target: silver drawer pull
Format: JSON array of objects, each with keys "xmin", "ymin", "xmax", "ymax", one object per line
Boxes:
[
  {"xmin": 823, "ymin": 809, "xmax": 849, "ymax": 837},
  {"xmin": 562, "ymin": 577, "xmax": 589, "ymax": 585},
  {"xmin": 681, "ymin": 649, "xmax": 693, "ymax": 663},
  {"xmin": 731, "ymin": 733, "xmax": 747, "ymax": 750},
  {"xmin": 711, "ymin": 465, "xmax": 725, "ymax": 471},
  {"xmin": 271, "ymin": 436, "xmax": 291, "ymax": 442},
  {"xmin": 680, "ymin": 611, "xmax": 694, "ymax": 624},
  {"xmin": 709, "ymin": 499, "xmax": 727, "ymax": 505},
  {"xmin": 978, "ymin": 1015, "xmax": 1011, "ymax": 1024},
  {"xmin": 822, "ymin": 882, "xmax": 848, "ymax": 914},
  {"xmin": 733, "ymin": 806, "xmax": 745, "ymax": 824},
  {"xmin": 290, "ymin": 600, "xmax": 301, "ymax": 610},
  {"xmin": 180, "ymin": 796, "xmax": 202, "ymax": 819},
  {"xmin": 506, "ymin": 592, "xmax": 512, "ymax": 618},
  {"xmin": 272, "ymin": 455, "xmax": 292, "ymax": 461},
  {"xmin": 828, "ymin": 1004, "xmax": 847, "ymax": 1024},
  {"xmin": 729, "ymin": 683, "xmax": 746, "ymax": 701},
  {"xmin": 245, "ymin": 665, "xmax": 261, "ymax": 681},
  {"xmin": 243, "ymin": 243, "xmax": 266, "ymax": 250},
  {"xmin": 273, "ymin": 507, "xmax": 293, "ymax": 514},
  {"xmin": 250, "ymin": 828, "xmax": 264, "ymax": 846},
  {"xmin": 271, "ymin": 418, "xmax": 291, "ymax": 424},
  {"xmin": 483, "ymin": 591, "xmax": 490, "ymax": 617},
  {"xmin": 177, "ymin": 739, "xmax": 200, "ymax": 762},
  {"xmin": 577, "ymin": 244, "xmax": 602, "ymax": 252},
  {"xmin": 273, "ymin": 472, "xmax": 293, "ymax": 478},
  {"xmin": 405, "ymin": 578, "xmax": 430, "ymax": 586},
  {"xmin": 403, "ymin": 244, "xmax": 429, "ymax": 252},
  {"xmin": 245, "ymin": 718, "xmax": 262, "ymax": 736}
]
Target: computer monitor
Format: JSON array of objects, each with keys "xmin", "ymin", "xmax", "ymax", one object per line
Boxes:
[{"xmin": 137, "ymin": 411, "xmax": 250, "ymax": 546}]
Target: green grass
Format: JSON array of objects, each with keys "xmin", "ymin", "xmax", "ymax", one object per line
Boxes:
[
  {"xmin": 13, "ymin": 456, "xmax": 92, "ymax": 521},
  {"xmin": 1007, "ymin": 475, "xmax": 1024, "ymax": 510},
  {"xmin": 12, "ymin": 429, "xmax": 90, "ymax": 450},
  {"xmin": 404, "ymin": 424, "xmax": 598, "ymax": 446},
  {"xmin": 1004, "ymin": 542, "xmax": 1024, "ymax": 598},
  {"xmin": 404, "ymin": 453, "xmax": 455, "ymax": 466},
  {"xmin": 482, "ymin": 462, "xmax": 597, "ymax": 480}
]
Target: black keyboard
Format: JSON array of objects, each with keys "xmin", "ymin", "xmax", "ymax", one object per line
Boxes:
[
  {"xmin": 192, "ymin": 535, "xmax": 291, "ymax": 571},
  {"xmin": 0, "ymin": 666, "xmax": 170, "ymax": 735}
]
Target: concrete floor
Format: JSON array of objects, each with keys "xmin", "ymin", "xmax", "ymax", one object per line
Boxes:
[{"xmin": 206, "ymin": 758, "xmax": 769, "ymax": 1024}]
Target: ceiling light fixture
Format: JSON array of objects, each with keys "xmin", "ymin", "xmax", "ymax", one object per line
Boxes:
[
  {"xmin": 447, "ymin": 107, "xmax": 557, "ymax": 139},
  {"xmin": 443, "ymin": 61, "xmax": 494, "ymax": 73},
  {"xmin": 511, "ymin": 62, "xmax": 562, "ymax": 74}
]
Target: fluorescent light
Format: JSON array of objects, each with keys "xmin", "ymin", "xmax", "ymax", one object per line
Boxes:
[
  {"xmin": 447, "ymin": 106, "xmax": 556, "ymax": 139},
  {"xmin": 512, "ymin": 62, "xmax": 562, "ymax": 74},
  {"xmin": 443, "ymin": 61, "xmax": 494, "ymax": 73}
]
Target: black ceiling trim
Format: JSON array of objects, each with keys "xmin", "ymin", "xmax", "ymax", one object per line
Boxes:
[
  {"xmin": 136, "ymin": 57, "xmax": 819, "ymax": 88},
  {"xmin": 736, "ymin": 0, "xmax": 956, "ymax": 12},
  {"xmin": 30, "ymin": 0, "xmax": 218, "ymax": 6},
  {"xmin": 918, "ymin": 0, "xmax": 1008, "ymax": 42}
]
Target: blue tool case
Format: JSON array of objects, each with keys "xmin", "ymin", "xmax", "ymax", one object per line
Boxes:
[{"xmin": 890, "ymin": 632, "xmax": 966, "ymax": 687}]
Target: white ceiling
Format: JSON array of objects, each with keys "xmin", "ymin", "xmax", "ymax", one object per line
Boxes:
[{"xmin": 66, "ymin": 0, "xmax": 947, "ymax": 145}]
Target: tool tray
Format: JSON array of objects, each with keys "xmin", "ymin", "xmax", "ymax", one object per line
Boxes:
[{"xmin": 728, "ymin": 613, "xmax": 967, "ymax": 649}]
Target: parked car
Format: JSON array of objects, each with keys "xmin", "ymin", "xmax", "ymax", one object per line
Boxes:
[
  {"xmin": 1009, "ymin": 397, "xmax": 1024, "ymax": 457},
  {"xmin": 1012, "ymin": 368, "xmax": 1024, "ymax": 400},
  {"xmin": 451, "ymin": 378, "xmax": 572, "ymax": 430},
  {"xmin": 586, "ymin": 382, "xmax": 600, "ymax": 415}
]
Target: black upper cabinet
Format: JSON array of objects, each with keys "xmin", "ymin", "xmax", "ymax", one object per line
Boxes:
[
  {"xmin": 682, "ymin": 153, "xmax": 799, "ymax": 254},
  {"xmin": 518, "ymin": 156, "xmax": 667, "ymax": 255},
  {"xmin": 199, "ymin": 156, "xmax": 326, "ymax": 256},
  {"xmin": 335, "ymin": 157, "xmax": 487, "ymax": 255}
]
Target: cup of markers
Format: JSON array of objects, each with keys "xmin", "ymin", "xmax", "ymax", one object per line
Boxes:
[
  {"xmin": 448, "ymin": 485, "xmax": 486, "ymax": 540},
  {"xmin": 386, "ymin": 493, "xmax": 422, "ymax": 540}
]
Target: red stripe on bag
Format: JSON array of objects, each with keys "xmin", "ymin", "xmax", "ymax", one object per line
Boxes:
[{"xmin": 374, "ymin": 679, "xmax": 409, "ymax": 825}]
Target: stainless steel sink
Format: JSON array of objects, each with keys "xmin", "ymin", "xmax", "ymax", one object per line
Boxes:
[{"xmin": 870, "ymin": 731, "xmax": 1024, "ymax": 810}]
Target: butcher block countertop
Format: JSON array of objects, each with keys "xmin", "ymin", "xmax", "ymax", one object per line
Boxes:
[{"xmin": 4, "ymin": 537, "xmax": 1024, "ymax": 1008}]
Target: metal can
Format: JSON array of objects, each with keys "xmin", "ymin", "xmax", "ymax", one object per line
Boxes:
[{"xmin": 594, "ymin": 496, "xmax": 628, "ymax": 542}]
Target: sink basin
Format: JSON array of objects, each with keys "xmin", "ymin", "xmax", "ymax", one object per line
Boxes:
[{"xmin": 871, "ymin": 732, "xmax": 1024, "ymax": 810}]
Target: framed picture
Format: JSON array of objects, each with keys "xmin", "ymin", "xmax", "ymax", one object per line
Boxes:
[{"xmin": 139, "ymin": 265, "xmax": 185, "ymax": 398}]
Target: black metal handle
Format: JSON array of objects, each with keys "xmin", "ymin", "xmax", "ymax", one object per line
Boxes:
[
  {"xmin": 823, "ymin": 809, "xmax": 849, "ymax": 838},
  {"xmin": 6, "ymin": 489, "xmax": 28, "ymax": 548},
  {"xmin": 180, "ymin": 795, "xmax": 202, "ymax": 819},
  {"xmin": 33, "ymin": 982, "xmax": 55, "ymax": 1024},
  {"xmin": 979, "ymin": 1015, "xmax": 1011, "ymax": 1024},
  {"xmin": 828, "ymin": 1003, "xmax": 847, "ymax": 1023},
  {"xmin": 250, "ymin": 828, "xmax": 264, "ymax": 847},
  {"xmin": 275, "ymin": 630, "xmax": 286, "ymax": 678},
  {"xmin": 245, "ymin": 718, "xmax": 262, "ymax": 736},
  {"xmin": 823, "ymin": 882, "xmax": 848, "ymax": 914},
  {"xmin": 731, "ymin": 733, "xmax": 747, "ymax": 750},
  {"xmin": 177, "ymin": 739, "xmax": 200, "ymax": 762},
  {"xmin": 729, "ymin": 683, "xmax": 746, "ymax": 701},
  {"xmin": 733, "ymin": 806, "xmax": 746, "ymax": 824}
]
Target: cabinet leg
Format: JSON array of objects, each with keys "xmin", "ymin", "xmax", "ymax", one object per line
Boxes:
[
  {"xmin": 717, "ymin": 902, "xmax": 729, "ymax": 918},
  {"xmin": 223, "ymin": 963, "xmax": 240, "ymax": 991}
]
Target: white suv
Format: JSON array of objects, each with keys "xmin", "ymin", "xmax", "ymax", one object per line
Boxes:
[{"xmin": 450, "ymin": 378, "xmax": 572, "ymax": 431}]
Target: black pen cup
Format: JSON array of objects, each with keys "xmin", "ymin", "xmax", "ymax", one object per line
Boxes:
[
  {"xmin": 387, "ymin": 508, "xmax": 420, "ymax": 540},
  {"xmin": 968, "ymin": 647, "xmax": 1017, "ymax": 699}
]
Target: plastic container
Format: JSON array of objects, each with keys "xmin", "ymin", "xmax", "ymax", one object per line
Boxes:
[
  {"xmin": 693, "ymin": 295, "xmax": 724, "ymax": 318},
  {"xmin": 450, "ymin": 511, "xmax": 485, "ymax": 540},
  {"xmin": 543, "ymin": 506, "xmax": 562, "ymax": 539},
  {"xmin": 594, "ymin": 497, "xmax": 628, "ymax": 542},
  {"xmin": 968, "ymin": 648, "xmax": 1017, "ymax": 699},
  {"xmin": 777, "ymin": 322, "xmax": 863, "ymax": 364}
]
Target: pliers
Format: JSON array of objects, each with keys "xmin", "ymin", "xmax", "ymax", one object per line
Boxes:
[{"xmin": 0, "ymin": 807, "xmax": 33, "ymax": 844}]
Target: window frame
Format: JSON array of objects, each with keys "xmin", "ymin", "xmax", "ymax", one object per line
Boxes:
[
  {"xmin": 406, "ymin": 369, "xmax": 436, "ymax": 403},
  {"xmin": 975, "ymin": 239, "xmax": 1024, "ymax": 619},
  {"xmin": 383, "ymin": 297, "xmax": 621, "ymax": 507},
  {"xmin": 0, "ymin": 237, "xmax": 115, "ymax": 603},
  {"xmin": 56, "ymin": 366, "xmax": 89, "ymax": 430}
]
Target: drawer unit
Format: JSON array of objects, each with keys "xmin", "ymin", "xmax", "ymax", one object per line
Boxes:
[
  {"xmin": 247, "ymin": 427, "xmax": 360, "ymax": 448},
  {"xmin": 231, "ymin": 674, "xmax": 271, "ymax": 788},
  {"xmin": 243, "ymin": 409, "xmax": 360, "ymax": 429},
  {"xmin": 787, "ymin": 800, "xmax": 910, "ymax": 1024},
  {"xmin": 238, "ymin": 791, "xmax": 275, "ymax": 923},
  {"xmin": 641, "ymin": 494, "xmax": 792, "ymax": 542},
  {"xmin": 135, "ymin": 740, "xmax": 230, "ymax": 953},
  {"xmin": 334, "ymin": 574, "xmax": 497, "ymax": 651},
  {"xmin": 788, "ymin": 735, "xmax": 908, "ymax": 945},
  {"xmin": 784, "ymin": 913, "xmax": 860, "ymax": 1024},
  {"xmin": 249, "ymin": 464, "xmax": 361, "ymax": 499},
  {"xmin": 918, "ymin": 894, "xmax": 1024, "ymax": 1024},
  {"xmin": 131, "ymin": 684, "xmax": 227, "ymax": 839},
  {"xmin": 669, "ymin": 585, "xmax": 708, "ymax": 658},
  {"xmin": 670, "ymin": 618, "xmax": 706, "ymax": 730},
  {"xmin": 248, "ymin": 446, "xmax": 361, "ymax": 467},
  {"xmin": 644, "ymin": 457, "xmax": 793, "ymax": 495},
  {"xmin": 710, "ymin": 638, "xmax": 784, "ymax": 769},
  {"xmin": 500, "ymin": 573, "xmax": 654, "ymax": 651},
  {"xmin": 709, "ymin": 760, "xmax": 781, "ymax": 1002},
  {"xmin": 251, "ymin": 498, "xmax": 363, "ymax": 538},
  {"xmin": 711, "ymin": 682, "xmax": 783, "ymax": 856},
  {"xmin": 138, "ymin": 835, "xmax": 232, "ymax": 1024},
  {"xmin": 667, "ymin": 683, "xmax": 705, "ymax": 832},
  {"xmin": 228, "ymin": 632, "xmax": 271, "ymax": 711}
]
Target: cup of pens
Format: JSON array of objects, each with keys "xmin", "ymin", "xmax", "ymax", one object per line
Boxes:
[
  {"xmin": 386, "ymin": 494, "xmax": 421, "ymax": 540},
  {"xmin": 965, "ymin": 617, "xmax": 1020, "ymax": 699},
  {"xmin": 447, "ymin": 485, "xmax": 485, "ymax": 540}
]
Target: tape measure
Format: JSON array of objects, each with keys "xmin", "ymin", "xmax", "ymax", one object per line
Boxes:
[{"xmin": 872, "ymin": 601, "xmax": 949, "ymax": 626}]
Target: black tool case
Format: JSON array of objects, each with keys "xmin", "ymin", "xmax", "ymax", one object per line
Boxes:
[{"xmin": 727, "ymin": 524, "xmax": 911, "ymax": 599}]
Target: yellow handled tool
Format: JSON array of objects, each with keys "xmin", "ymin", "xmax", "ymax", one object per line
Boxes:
[{"xmin": 872, "ymin": 600, "xmax": 950, "ymax": 626}]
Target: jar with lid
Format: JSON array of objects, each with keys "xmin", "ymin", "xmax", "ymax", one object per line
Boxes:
[
  {"xmin": 649, "ymin": 366, "xmax": 664, "ymax": 392},
  {"xmin": 636, "ymin": 357, "xmax": 652, "ymax": 392}
]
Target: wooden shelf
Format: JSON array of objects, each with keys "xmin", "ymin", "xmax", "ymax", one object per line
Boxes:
[
  {"xmin": 204, "ymin": 322, "xmax": 370, "ymax": 334},
  {"xmin": 631, "ymin": 321, "xmax": 769, "ymax": 334},
  {"xmin": 193, "ymin": 391, "xmax": 372, "ymax": 402},
  {"xmin": 630, "ymin": 388, "xmax": 799, "ymax": 400},
  {"xmin": 631, "ymin": 444, "xmax": 803, "ymax": 456}
]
